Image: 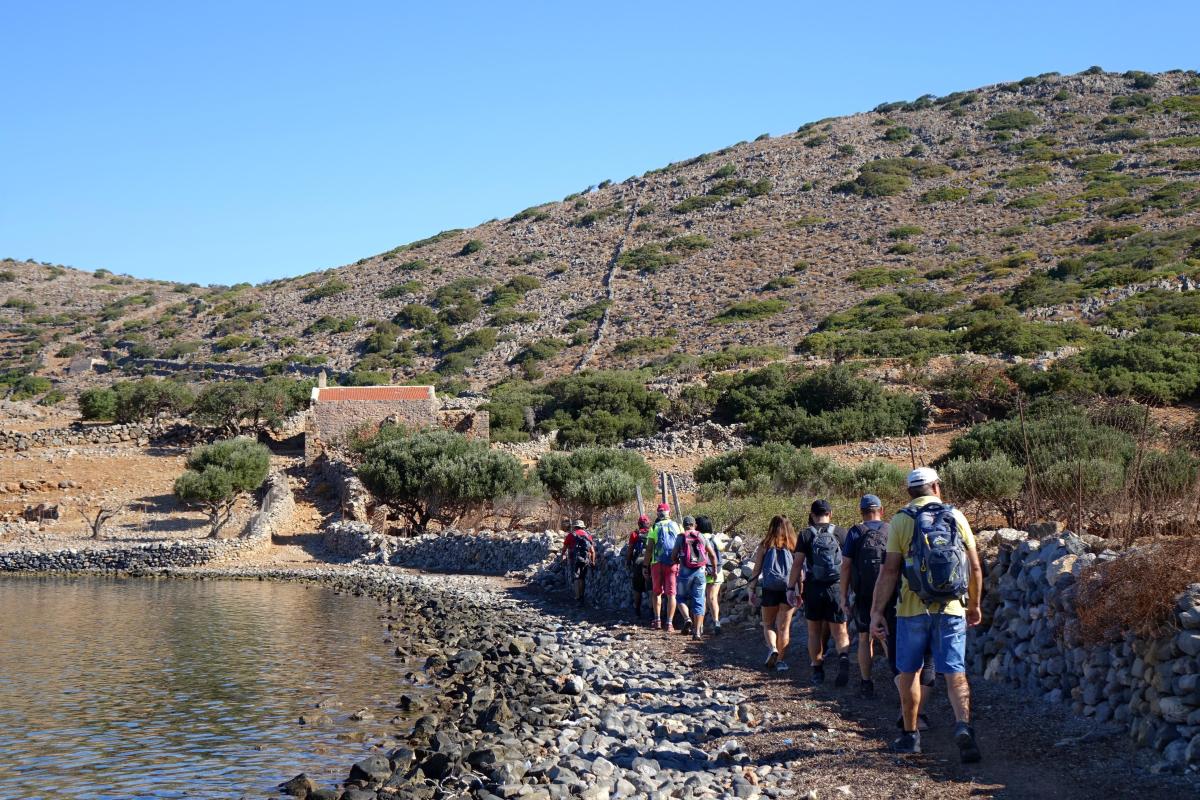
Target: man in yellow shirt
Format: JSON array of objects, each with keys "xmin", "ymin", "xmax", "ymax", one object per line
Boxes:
[{"xmin": 870, "ymin": 467, "xmax": 983, "ymax": 762}]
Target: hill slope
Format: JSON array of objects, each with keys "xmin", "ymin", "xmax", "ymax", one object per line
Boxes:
[{"xmin": 2, "ymin": 67, "xmax": 1199, "ymax": 396}]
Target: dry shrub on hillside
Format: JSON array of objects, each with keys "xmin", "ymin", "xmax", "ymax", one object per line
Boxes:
[{"xmin": 1074, "ymin": 539, "xmax": 1199, "ymax": 645}]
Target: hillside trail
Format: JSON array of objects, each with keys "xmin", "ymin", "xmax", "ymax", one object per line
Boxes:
[
  {"xmin": 492, "ymin": 577, "xmax": 1197, "ymax": 800},
  {"xmin": 575, "ymin": 193, "xmax": 639, "ymax": 372}
]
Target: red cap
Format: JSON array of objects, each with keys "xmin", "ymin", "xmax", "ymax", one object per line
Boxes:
[
  {"xmin": 657, "ymin": 503, "xmax": 671, "ymax": 513},
  {"xmin": 638, "ymin": 515, "xmax": 650, "ymax": 526}
]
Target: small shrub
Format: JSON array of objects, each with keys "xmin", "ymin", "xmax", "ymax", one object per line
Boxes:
[
  {"xmin": 713, "ymin": 299, "xmax": 787, "ymax": 324},
  {"xmin": 984, "ymin": 110, "xmax": 1040, "ymax": 131},
  {"xmin": 883, "ymin": 126, "xmax": 912, "ymax": 142},
  {"xmin": 887, "ymin": 225, "xmax": 923, "ymax": 240},
  {"xmin": 458, "ymin": 239, "xmax": 484, "ymax": 256},
  {"xmin": 919, "ymin": 186, "xmax": 969, "ymax": 203},
  {"xmin": 302, "ymin": 279, "xmax": 349, "ymax": 303},
  {"xmin": 665, "ymin": 234, "xmax": 712, "ymax": 253},
  {"xmin": 617, "ymin": 244, "xmax": 679, "ymax": 274}
]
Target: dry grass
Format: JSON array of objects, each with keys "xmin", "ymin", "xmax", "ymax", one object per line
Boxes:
[{"xmin": 1075, "ymin": 538, "xmax": 1199, "ymax": 645}]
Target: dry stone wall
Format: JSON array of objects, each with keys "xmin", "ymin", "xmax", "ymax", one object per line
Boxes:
[
  {"xmin": 970, "ymin": 530, "xmax": 1200, "ymax": 772},
  {"xmin": 0, "ymin": 471, "xmax": 292, "ymax": 573}
]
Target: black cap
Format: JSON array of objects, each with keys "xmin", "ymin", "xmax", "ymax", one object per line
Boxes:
[{"xmin": 811, "ymin": 499, "xmax": 832, "ymax": 516}]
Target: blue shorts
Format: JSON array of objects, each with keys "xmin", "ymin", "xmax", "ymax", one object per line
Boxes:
[
  {"xmin": 676, "ymin": 567, "xmax": 707, "ymax": 617},
  {"xmin": 896, "ymin": 613, "xmax": 966, "ymax": 675}
]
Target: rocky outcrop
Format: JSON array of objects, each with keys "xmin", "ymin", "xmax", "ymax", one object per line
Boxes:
[{"xmin": 970, "ymin": 529, "xmax": 1200, "ymax": 771}]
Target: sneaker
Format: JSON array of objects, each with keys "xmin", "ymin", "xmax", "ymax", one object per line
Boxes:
[
  {"xmin": 651, "ymin": 618, "xmax": 662, "ymax": 630},
  {"xmin": 764, "ymin": 649, "xmax": 779, "ymax": 670},
  {"xmin": 775, "ymin": 661, "xmax": 790, "ymax": 672},
  {"xmin": 858, "ymin": 679, "xmax": 875, "ymax": 699},
  {"xmin": 891, "ymin": 731, "xmax": 921, "ymax": 754},
  {"xmin": 954, "ymin": 722, "xmax": 982, "ymax": 763},
  {"xmin": 692, "ymin": 633, "xmax": 702, "ymax": 641},
  {"xmin": 834, "ymin": 655, "xmax": 850, "ymax": 687},
  {"xmin": 714, "ymin": 624, "xmax": 721, "ymax": 636},
  {"xmin": 810, "ymin": 664, "xmax": 825, "ymax": 685}
]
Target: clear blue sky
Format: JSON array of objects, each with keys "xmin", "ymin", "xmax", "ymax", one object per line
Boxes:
[{"xmin": 2, "ymin": 1, "xmax": 1196, "ymax": 285}]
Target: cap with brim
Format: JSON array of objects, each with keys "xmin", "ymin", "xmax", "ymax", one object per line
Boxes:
[
  {"xmin": 810, "ymin": 499, "xmax": 832, "ymax": 516},
  {"xmin": 683, "ymin": 515, "xmax": 696, "ymax": 526},
  {"xmin": 907, "ymin": 467, "xmax": 940, "ymax": 488},
  {"xmin": 573, "ymin": 520, "xmax": 586, "ymax": 529},
  {"xmin": 860, "ymin": 494, "xmax": 882, "ymax": 511}
]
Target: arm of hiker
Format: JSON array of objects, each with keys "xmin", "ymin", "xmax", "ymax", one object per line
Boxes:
[
  {"xmin": 747, "ymin": 544, "xmax": 765, "ymax": 583},
  {"xmin": 965, "ymin": 545, "xmax": 983, "ymax": 627},
  {"xmin": 787, "ymin": 551, "xmax": 805, "ymax": 591},
  {"xmin": 870, "ymin": 552, "xmax": 902, "ymax": 639}
]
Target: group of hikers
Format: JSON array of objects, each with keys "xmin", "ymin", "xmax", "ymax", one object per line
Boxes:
[{"xmin": 560, "ymin": 466, "xmax": 984, "ymax": 761}]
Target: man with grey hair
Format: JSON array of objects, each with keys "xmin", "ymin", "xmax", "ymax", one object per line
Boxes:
[{"xmin": 871, "ymin": 467, "xmax": 984, "ymax": 762}]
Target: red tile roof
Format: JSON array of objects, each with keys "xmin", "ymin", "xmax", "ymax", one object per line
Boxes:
[{"xmin": 315, "ymin": 386, "xmax": 435, "ymax": 402}]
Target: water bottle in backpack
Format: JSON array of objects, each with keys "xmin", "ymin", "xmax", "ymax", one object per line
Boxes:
[
  {"xmin": 902, "ymin": 502, "xmax": 969, "ymax": 604},
  {"xmin": 807, "ymin": 523, "xmax": 843, "ymax": 583},
  {"xmin": 680, "ymin": 530, "xmax": 709, "ymax": 570}
]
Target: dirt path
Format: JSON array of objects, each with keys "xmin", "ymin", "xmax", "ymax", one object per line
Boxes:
[
  {"xmin": 500, "ymin": 581, "xmax": 1197, "ymax": 800},
  {"xmin": 575, "ymin": 193, "xmax": 639, "ymax": 372}
]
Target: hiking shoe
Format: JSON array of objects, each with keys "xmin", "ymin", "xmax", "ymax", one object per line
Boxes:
[
  {"xmin": 765, "ymin": 649, "xmax": 779, "ymax": 670},
  {"xmin": 691, "ymin": 632, "xmax": 702, "ymax": 641},
  {"xmin": 891, "ymin": 731, "xmax": 921, "ymax": 754},
  {"xmin": 714, "ymin": 624, "xmax": 721, "ymax": 636},
  {"xmin": 776, "ymin": 661, "xmax": 790, "ymax": 672},
  {"xmin": 954, "ymin": 722, "xmax": 982, "ymax": 763},
  {"xmin": 834, "ymin": 655, "xmax": 850, "ymax": 687},
  {"xmin": 858, "ymin": 679, "xmax": 875, "ymax": 699},
  {"xmin": 651, "ymin": 619, "xmax": 661, "ymax": 630},
  {"xmin": 811, "ymin": 664, "xmax": 825, "ymax": 685}
]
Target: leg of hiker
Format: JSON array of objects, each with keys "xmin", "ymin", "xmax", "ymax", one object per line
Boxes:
[
  {"xmin": 663, "ymin": 563, "xmax": 679, "ymax": 633},
  {"xmin": 890, "ymin": 613, "xmax": 932, "ymax": 753},
  {"xmin": 774, "ymin": 605, "xmax": 795, "ymax": 671},
  {"xmin": 857, "ymin": 633, "xmax": 873, "ymax": 682},
  {"xmin": 705, "ymin": 581, "xmax": 721, "ymax": 635},
  {"xmin": 762, "ymin": 605, "xmax": 779, "ymax": 658},
  {"xmin": 831, "ymin": 620, "xmax": 851, "ymax": 686},
  {"xmin": 685, "ymin": 568, "xmax": 706, "ymax": 640},
  {"xmin": 650, "ymin": 563, "xmax": 665, "ymax": 628},
  {"xmin": 676, "ymin": 569, "xmax": 691, "ymax": 632},
  {"xmin": 931, "ymin": 611, "xmax": 981, "ymax": 762},
  {"xmin": 807, "ymin": 619, "xmax": 827, "ymax": 683}
]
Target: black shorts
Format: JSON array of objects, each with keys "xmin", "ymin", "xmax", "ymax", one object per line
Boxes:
[
  {"xmin": 803, "ymin": 581, "xmax": 845, "ymax": 623},
  {"xmin": 631, "ymin": 567, "xmax": 647, "ymax": 593},
  {"xmin": 571, "ymin": 562, "xmax": 588, "ymax": 581},
  {"xmin": 761, "ymin": 588, "xmax": 789, "ymax": 608}
]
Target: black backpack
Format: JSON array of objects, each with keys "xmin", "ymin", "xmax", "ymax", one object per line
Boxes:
[
  {"xmin": 806, "ymin": 524, "xmax": 843, "ymax": 583},
  {"xmin": 850, "ymin": 520, "xmax": 890, "ymax": 600}
]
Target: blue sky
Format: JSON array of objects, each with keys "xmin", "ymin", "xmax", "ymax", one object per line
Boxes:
[{"xmin": 1, "ymin": 1, "xmax": 1197, "ymax": 285}]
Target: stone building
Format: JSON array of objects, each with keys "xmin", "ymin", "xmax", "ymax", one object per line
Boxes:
[{"xmin": 304, "ymin": 384, "xmax": 489, "ymax": 463}]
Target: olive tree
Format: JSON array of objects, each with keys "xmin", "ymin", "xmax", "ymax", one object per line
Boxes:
[
  {"xmin": 940, "ymin": 453, "xmax": 1025, "ymax": 526},
  {"xmin": 357, "ymin": 427, "xmax": 527, "ymax": 532},
  {"xmin": 174, "ymin": 438, "xmax": 271, "ymax": 537},
  {"xmin": 79, "ymin": 387, "xmax": 118, "ymax": 421},
  {"xmin": 113, "ymin": 378, "xmax": 195, "ymax": 430},
  {"xmin": 535, "ymin": 447, "xmax": 655, "ymax": 525}
]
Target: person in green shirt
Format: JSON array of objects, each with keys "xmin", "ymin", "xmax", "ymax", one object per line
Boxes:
[{"xmin": 870, "ymin": 467, "xmax": 984, "ymax": 762}]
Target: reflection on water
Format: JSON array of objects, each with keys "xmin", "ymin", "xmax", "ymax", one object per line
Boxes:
[{"xmin": 0, "ymin": 576, "xmax": 409, "ymax": 799}]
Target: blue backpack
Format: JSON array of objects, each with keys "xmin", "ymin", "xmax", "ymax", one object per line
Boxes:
[
  {"xmin": 901, "ymin": 502, "xmax": 969, "ymax": 604},
  {"xmin": 652, "ymin": 519, "xmax": 680, "ymax": 565},
  {"xmin": 761, "ymin": 547, "xmax": 793, "ymax": 591}
]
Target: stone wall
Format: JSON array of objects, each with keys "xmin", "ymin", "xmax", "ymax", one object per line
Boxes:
[
  {"xmin": 325, "ymin": 525, "xmax": 760, "ymax": 624},
  {"xmin": 0, "ymin": 471, "xmax": 293, "ymax": 573},
  {"xmin": 970, "ymin": 529, "xmax": 1200, "ymax": 771},
  {"xmin": 306, "ymin": 397, "xmax": 438, "ymax": 463},
  {"xmin": 437, "ymin": 408, "xmax": 490, "ymax": 441},
  {"xmin": 313, "ymin": 456, "xmax": 371, "ymax": 522},
  {"xmin": 0, "ymin": 422, "xmax": 153, "ymax": 452}
]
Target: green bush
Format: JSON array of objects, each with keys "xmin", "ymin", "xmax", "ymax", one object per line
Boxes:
[
  {"xmin": 305, "ymin": 315, "xmax": 358, "ymax": 335},
  {"xmin": 380, "ymin": 281, "xmax": 422, "ymax": 299},
  {"xmin": 79, "ymin": 387, "xmax": 118, "ymax": 421},
  {"xmin": 8, "ymin": 374, "xmax": 51, "ymax": 400},
  {"xmin": 666, "ymin": 234, "xmax": 712, "ymax": 252},
  {"xmin": 713, "ymin": 299, "xmax": 786, "ymax": 324},
  {"xmin": 458, "ymin": 239, "xmax": 484, "ymax": 256},
  {"xmin": 617, "ymin": 244, "xmax": 679, "ymax": 274},
  {"xmin": 540, "ymin": 371, "xmax": 666, "ymax": 448},
  {"xmin": 919, "ymin": 186, "xmax": 969, "ymax": 203},
  {"xmin": 832, "ymin": 158, "xmax": 951, "ymax": 198},
  {"xmin": 394, "ymin": 303, "xmax": 437, "ymax": 329},
  {"xmin": 357, "ymin": 427, "xmax": 527, "ymax": 531},
  {"xmin": 888, "ymin": 242, "xmax": 916, "ymax": 255},
  {"xmin": 174, "ymin": 438, "xmax": 271, "ymax": 536},
  {"xmin": 940, "ymin": 453, "xmax": 1024, "ymax": 523},
  {"xmin": 393, "ymin": 258, "xmax": 428, "ymax": 272},
  {"xmin": 847, "ymin": 267, "xmax": 915, "ymax": 288},
  {"xmin": 883, "ymin": 126, "xmax": 912, "ymax": 142},
  {"xmin": 984, "ymin": 110, "xmax": 1040, "ymax": 131},
  {"xmin": 613, "ymin": 336, "xmax": 675, "ymax": 356},
  {"xmin": 1055, "ymin": 332, "xmax": 1200, "ymax": 404},
  {"xmin": 696, "ymin": 345, "xmax": 786, "ymax": 371},
  {"xmin": 712, "ymin": 364, "xmax": 927, "ymax": 446},
  {"xmin": 302, "ymin": 278, "xmax": 349, "ymax": 303},
  {"xmin": 535, "ymin": 448, "xmax": 655, "ymax": 523}
]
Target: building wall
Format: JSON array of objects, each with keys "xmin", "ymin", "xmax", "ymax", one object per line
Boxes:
[
  {"xmin": 438, "ymin": 409, "xmax": 491, "ymax": 442},
  {"xmin": 305, "ymin": 398, "xmax": 438, "ymax": 463}
]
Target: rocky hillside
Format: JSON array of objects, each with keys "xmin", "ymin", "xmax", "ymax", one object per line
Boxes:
[{"xmin": 2, "ymin": 67, "xmax": 1199, "ymax": 395}]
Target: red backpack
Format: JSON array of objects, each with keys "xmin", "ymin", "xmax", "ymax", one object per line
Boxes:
[{"xmin": 680, "ymin": 530, "xmax": 709, "ymax": 570}]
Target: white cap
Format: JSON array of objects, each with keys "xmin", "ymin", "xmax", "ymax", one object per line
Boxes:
[{"xmin": 907, "ymin": 467, "xmax": 940, "ymax": 488}]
